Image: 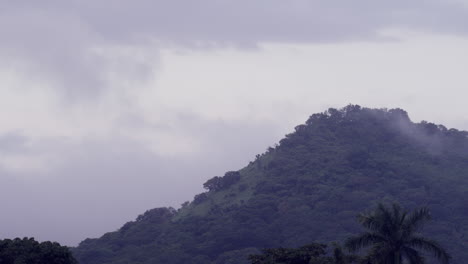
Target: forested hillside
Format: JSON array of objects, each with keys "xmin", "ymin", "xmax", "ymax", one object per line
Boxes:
[{"xmin": 73, "ymin": 105, "xmax": 468, "ymax": 264}]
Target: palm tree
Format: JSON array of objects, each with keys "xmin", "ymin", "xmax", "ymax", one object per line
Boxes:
[{"xmin": 345, "ymin": 203, "xmax": 450, "ymax": 264}]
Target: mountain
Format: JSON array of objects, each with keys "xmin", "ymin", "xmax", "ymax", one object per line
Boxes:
[{"xmin": 72, "ymin": 105, "xmax": 468, "ymax": 264}]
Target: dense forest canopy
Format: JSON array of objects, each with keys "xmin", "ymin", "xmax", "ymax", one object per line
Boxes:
[{"xmin": 72, "ymin": 105, "xmax": 468, "ymax": 264}]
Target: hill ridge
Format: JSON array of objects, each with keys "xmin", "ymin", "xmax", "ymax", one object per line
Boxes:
[{"xmin": 73, "ymin": 105, "xmax": 468, "ymax": 264}]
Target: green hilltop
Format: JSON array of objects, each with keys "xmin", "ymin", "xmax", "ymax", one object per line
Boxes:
[{"xmin": 73, "ymin": 105, "xmax": 468, "ymax": 264}]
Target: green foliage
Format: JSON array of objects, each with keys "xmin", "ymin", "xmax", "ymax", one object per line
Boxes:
[
  {"xmin": 345, "ymin": 203, "xmax": 450, "ymax": 264},
  {"xmin": 248, "ymin": 243, "xmax": 360, "ymax": 264},
  {"xmin": 0, "ymin": 237, "xmax": 77, "ymax": 264},
  {"xmin": 249, "ymin": 243, "xmax": 328, "ymax": 264},
  {"xmin": 204, "ymin": 171, "xmax": 241, "ymax": 192},
  {"xmin": 73, "ymin": 105, "xmax": 468, "ymax": 264}
]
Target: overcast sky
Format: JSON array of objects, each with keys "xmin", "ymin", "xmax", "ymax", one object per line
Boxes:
[{"xmin": 1, "ymin": 0, "xmax": 468, "ymax": 246}]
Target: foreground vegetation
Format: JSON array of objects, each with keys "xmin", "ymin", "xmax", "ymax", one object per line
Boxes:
[
  {"xmin": 346, "ymin": 203, "xmax": 450, "ymax": 264},
  {"xmin": 250, "ymin": 203, "xmax": 450, "ymax": 264},
  {"xmin": 73, "ymin": 106, "xmax": 468, "ymax": 264}
]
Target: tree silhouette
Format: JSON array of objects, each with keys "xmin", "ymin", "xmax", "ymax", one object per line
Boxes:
[
  {"xmin": 248, "ymin": 243, "xmax": 328, "ymax": 264},
  {"xmin": 345, "ymin": 203, "xmax": 450, "ymax": 264},
  {"xmin": 0, "ymin": 237, "xmax": 77, "ymax": 264}
]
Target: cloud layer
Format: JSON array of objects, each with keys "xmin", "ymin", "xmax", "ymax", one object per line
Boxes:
[{"xmin": 2, "ymin": 0, "xmax": 468, "ymax": 99}]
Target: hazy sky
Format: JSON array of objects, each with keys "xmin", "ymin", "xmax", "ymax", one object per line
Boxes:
[{"xmin": 1, "ymin": 0, "xmax": 468, "ymax": 246}]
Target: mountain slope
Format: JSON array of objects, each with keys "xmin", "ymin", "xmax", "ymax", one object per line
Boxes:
[{"xmin": 73, "ymin": 105, "xmax": 468, "ymax": 264}]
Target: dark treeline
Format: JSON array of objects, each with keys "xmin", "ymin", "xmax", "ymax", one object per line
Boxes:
[{"xmin": 0, "ymin": 237, "xmax": 77, "ymax": 264}]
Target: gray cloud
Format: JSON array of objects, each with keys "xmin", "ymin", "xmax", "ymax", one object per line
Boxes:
[
  {"xmin": 0, "ymin": 6, "xmax": 103, "ymax": 100},
  {"xmin": 0, "ymin": 132, "xmax": 28, "ymax": 154},
  {"xmin": 1, "ymin": 0, "xmax": 468, "ymax": 100},
  {"xmin": 35, "ymin": 0, "xmax": 468, "ymax": 45}
]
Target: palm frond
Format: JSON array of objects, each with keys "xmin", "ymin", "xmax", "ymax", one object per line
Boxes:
[
  {"xmin": 358, "ymin": 203, "xmax": 394, "ymax": 234},
  {"xmin": 399, "ymin": 210, "xmax": 408, "ymax": 227},
  {"xmin": 357, "ymin": 213, "xmax": 381, "ymax": 232},
  {"xmin": 391, "ymin": 203, "xmax": 403, "ymax": 224},
  {"xmin": 344, "ymin": 233, "xmax": 385, "ymax": 252},
  {"xmin": 365, "ymin": 244, "xmax": 394, "ymax": 264},
  {"xmin": 403, "ymin": 207, "xmax": 431, "ymax": 234},
  {"xmin": 377, "ymin": 203, "xmax": 398, "ymax": 238},
  {"xmin": 377, "ymin": 203, "xmax": 393, "ymax": 221},
  {"xmin": 402, "ymin": 246, "xmax": 425, "ymax": 264},
  {"xmin": 408, "ymin": 236, "xmax": 451, "ymax": 264}
]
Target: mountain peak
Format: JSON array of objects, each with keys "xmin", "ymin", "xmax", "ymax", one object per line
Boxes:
[{"xmin": 73, "ymin": 106, "xmax": 468, "ymax": 264}]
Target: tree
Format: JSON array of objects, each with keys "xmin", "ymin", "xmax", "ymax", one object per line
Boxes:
[
  {"xmin": 331, "ymin": 243, "xmax": 361, "ymax": 264},
  {"xmin": 0, "ymin": 237, "xmax": 77, "ymax": 264},
  {"xmin": 248, "ymin": 243, "xmax": 328, "ymax": 264},
  {"xmin": 248, "ymin": 243, "xmax": 361, "ymax": 264},
  {"xmin": 203, "ymin": 176, "xmax": 223, "ymax": 191},
  {"xmin": 203, "ymin": 171, "xmax": 241, "ymax": 192},
  {"xmin": 345, "ymin": 203, "xmax": 450, "ymax": 264}
]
